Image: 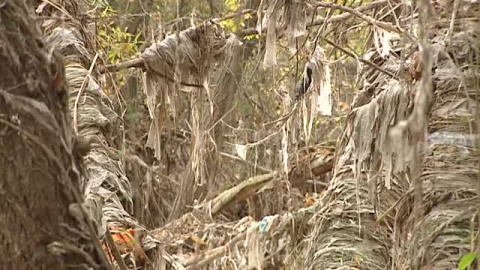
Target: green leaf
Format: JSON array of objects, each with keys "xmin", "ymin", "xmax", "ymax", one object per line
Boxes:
[
  {"xmin": 134, "ymin": 32, "xmax": 142, "ymax": 42},
  {"xmin": 459, "ymin": 252, "xmax": 476, "ymax": 270},
  {"xmin": 225, "ymin": 0, "xmax": 239, "ymax": 11}
]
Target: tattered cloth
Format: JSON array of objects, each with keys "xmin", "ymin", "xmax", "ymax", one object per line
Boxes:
[{"xmin": 140, "ymin": 22, "xmax": 227, "ymax": 160}]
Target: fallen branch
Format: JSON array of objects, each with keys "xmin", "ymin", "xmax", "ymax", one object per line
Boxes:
[
  {"xmin": 203, "ymin": 146, "xmax": 335, "ymax": 216},
  {"xmin": 204, "ymin": 172, "xmax": 277, "ymax": 216},
  {"xmin": 289, "ymin": 151, "xmax": 334, "ymax": 187}
]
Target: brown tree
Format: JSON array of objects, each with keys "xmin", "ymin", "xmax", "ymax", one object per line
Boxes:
[
  {"xmin": 2, "ymin": 0, "xmax": 479, "ymax": 269},
  {"xmin": 0, "ymin": 1, "xmax": 108, "ymax": 269}
]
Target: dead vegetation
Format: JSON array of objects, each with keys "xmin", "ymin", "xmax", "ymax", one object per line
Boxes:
[{"xmin": 1, "ymin": 0, "xmax": 479, "ymax": 269}]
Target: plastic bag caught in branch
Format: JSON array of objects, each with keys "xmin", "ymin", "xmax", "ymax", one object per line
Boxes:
[
  {"xmin": 311, "ymin": 47, "xmax": 332, "ymax": 116},
  {"xmin": 259, "ymin": 0, "xmax": 308, "ymax": 63},
  {"xmin": 285, "ymin": 0, "xmax": 308, "ymax": 53},
  {"xmin": 259, "ymin": 0, "xmax": 285, "ymax": 68},
  {"xmin": 373, "ymin": 27, "xmax": 396, "ymax": 58},
  {"xmin": 296, "ymin": 47, "xmax": 332, "ymax": 114},
  {"xmin": 140, "ymin": 23, "xmax": 226, "ymax": 160},
  {"xmin": 295, "ymin": 47, "xmax": 332, "ymax": 141}
]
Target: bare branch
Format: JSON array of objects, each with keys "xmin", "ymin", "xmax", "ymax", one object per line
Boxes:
[
  {"xmin": 102, "ymin": 1, "xmax": 391, "ymax": 74},
  {"xmin": 310, "ymin": 0, "xmax": 389, "ymax": 26},
  {"xmin": 220, "ymin": 152, "xmax": 274, "ymax": 173},
  {"xmin": 101, "ymin": 58, "xmax": 145, "ymax": 72},
  {"xmin": 318, "ymin": 36, "xmax": 399, "ymax": 79},
  {"xmin": 238, "ymin": 0, "xmax": 390, "ymax": 37},
  {"xmin": 313, "ymin": 1, "xmax": 401, "ymax": 34}
]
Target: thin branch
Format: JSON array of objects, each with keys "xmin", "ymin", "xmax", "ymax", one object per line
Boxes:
[
  {"xmin": 318, "ymin": 36, "xmax": 398, "ymax": 79},
  {"xmin": 318, "ymin": 1, "xmax": 415, "ymax": 41},
  {"xmin": 74, "ymin": 53, "xmax": 98, "ymax": 134},
  {"xmin": 100, "ymin": 58, "xmax": 204, "ymax": 88},
  {"xmin": 412, "ymin": 0, "xmax": 434, "ymax": 231},
  {"xmin": 310, "ymin": 0, "xmax": 389, "ymax": 26},
  {"xmin": 100, "ymin": 58, "xmax": 145, "ymax": 73},
  {"xmin": 101, "ymin": 1, "xmax": 390, "ymax": 74},
  {"xmin": 219, "ymin": 9, "xmax": 256, "ymax": 21},
  {"xmin": 220, "ymin": 151, "xmax": 273, "ymax": 173},
  {"xmin": 313, "ymin": 1, "xmax": 400, "ymax": 33},
  {"xmin": 238, "ymin": 0, "xmax": 390, "ymax": 37}
]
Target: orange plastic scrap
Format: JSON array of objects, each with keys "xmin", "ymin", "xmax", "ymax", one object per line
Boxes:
[
  {"xmin": 102, "ymin": 227, "xmax": 147, "ymax": 264},
  {"xmin": 111, "ymin": 228, "xmax": 136, "ymax": 253},
  {"xmin": 190, "ymin": 235, "xmax": 206, "ymax": 246},
  {"xmin": 303, "ymin": 193, "xmax": 316, "ymax": 207}
]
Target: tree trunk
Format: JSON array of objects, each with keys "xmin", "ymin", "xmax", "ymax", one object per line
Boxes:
[
  {"xmin": 0, "ymin": 1, "xmax": 105, "ymax": 269},
  {"xmin": 40, "ymin": 0, "xmax": 162, "ymax": 268},
  {"xmin": 401, "ymin": 2, "xmax": 480, "ymax": 268},
  {"xmin": 302, "ymin": 1, "xmax": 479, "ymax": 269}
]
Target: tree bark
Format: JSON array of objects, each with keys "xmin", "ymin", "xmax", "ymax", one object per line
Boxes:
[
  {"xmin": 40, "ymin": 0, "xmax": 162, "ymax": 268},
  {"xmin": 302, "ymin": 1, "xmax": 479, "ymax": 269},
  {"xmin": 0, "ymin": 1, "xmax": 106, "ymax": 269}
]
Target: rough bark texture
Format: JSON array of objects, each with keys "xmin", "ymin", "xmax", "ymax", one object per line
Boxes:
[
  {"xmin": 39, "ymin": 0, "xmax": 159, "ymax": 268},
  {"xmin": 0, "ymin": 1, "xmax": 104, "ymax": 269},
  {"xmin": 302, "ymin": 1, "xmax": 479, "ymax": 269},
  {"xmin": 403, "ymin": 4, "xmax": 480, "ymax": 268}
]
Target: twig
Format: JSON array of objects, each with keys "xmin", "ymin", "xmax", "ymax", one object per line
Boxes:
[
  {"xmin": 318, "ymin": 36, "xmax": 399, "ymax": 79},
  {"xmin": 313, "ymin": 1, "xmax": 407, "ymax": 37},
  {"xmin": 220, "ymin": 9, "xmax": 256, "ymax": 21},
  {"xmin": 73, "ymin": 53, "xmax": 98, "ymax": 134},
  {"xmin": 40, "ymin": 0, "xmax": 75, "ymax": 21},
  {"xmin": 238, "ymin": 0, "xmax": 389, "ymax": 37},
  {"xmin": 263, "ymin": 105, "xmax": 298, "ymax": 127},
  {"xmin": 100, "ymin": 58, "xmax": 145, "ymax": 73},
  {"xmin": 310, "ymin": 0, "xmax": 389, "ymax": 26},
  {"xmin": 101, "ymin": 58, "xmax": 203, "ymax": 88},
  {"xmin": 101, "ymin": 1, "xmax": 390, "ymax": 74},
  {"xmin": 220, "ymin": 151, "xmax": 273, "ymax": 173},
  {"xmin": 374, "ymin": 188, "xmax": 412, "ymax": 227},
  {"xmin": 445, "ymin": 0, "xmax": 461, "ymax": 43}
]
